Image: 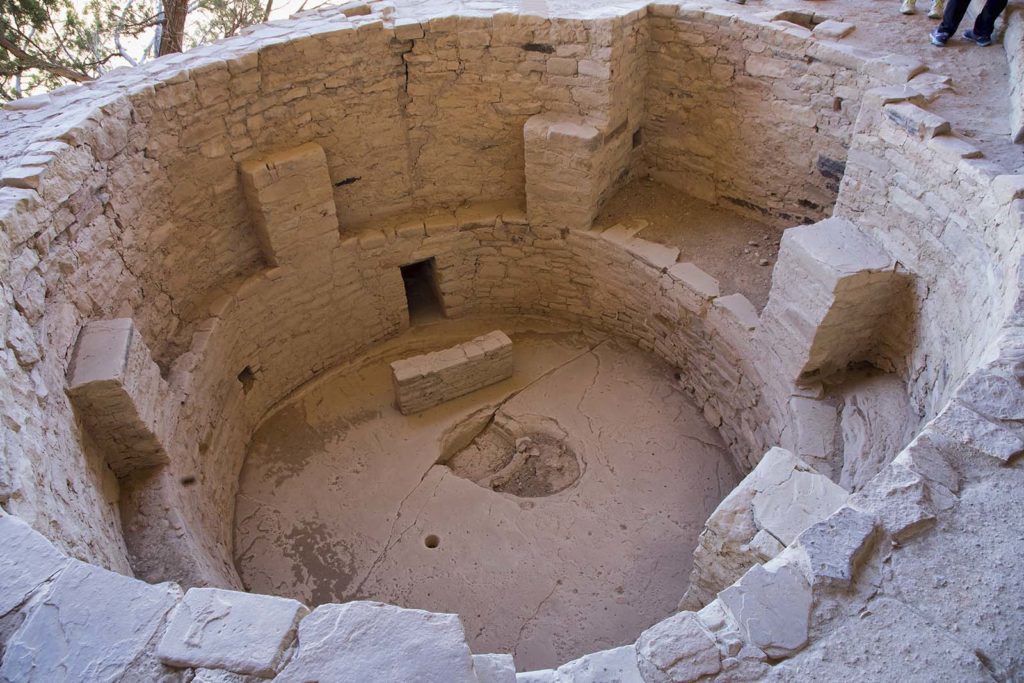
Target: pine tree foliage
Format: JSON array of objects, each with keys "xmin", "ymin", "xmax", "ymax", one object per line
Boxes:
[{"xmin": 0, "ymin": 0, "xmax": 272, "ymax": 101}]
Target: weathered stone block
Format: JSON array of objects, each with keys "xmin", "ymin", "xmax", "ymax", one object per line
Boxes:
[
  {"xmin": 554, "ymin": 645, "xmax": 644, "ymax": 683},
  {"xmin": 157, "ymin": 587, "xmax": 308, "ymax": 676},
  {"xmin": 931, "ymin": 400, "xmax": 1024, "ymax": 463},
  {"xmin": 275, "ymin": 601, "xmax": 476, "ymax": 683},
  {"xmin": 849, "ymin": 462, "xmax": 935, "ymax": 541},
  {"xmin": 758, "ymin": 217, "xmax": 905, "ymax": 384},
  {"xmin": 0, "ymin": 513, "xmax": 68, "ymax": 618},
  {"xmin": 473, "ymin": 653, "xmax": 516, "ymax": 683},
  {"xmin": 719, "ymin": 562, "xmax": 812, "ymax": 658},
  {"xmin": 636, "ymin": 611, "xmax": 721, "ymax": 683},
  {"xmin": 681, "ymin": 447, "xmax": 847, "ymax": 610},
  {"xmin": 66, "ymin": 318, "xmax": 170, "ymax": 477},
  {"xmin": 0, "ymin": 560, "xmax": 180, "ymax": 682},
  {"xmin": 795, "ymin": 506, "xmax": 877, "ymax": 588},
  {"xmin": 239, "ymin": 142, "xmax": 339, "ymax": 266}
]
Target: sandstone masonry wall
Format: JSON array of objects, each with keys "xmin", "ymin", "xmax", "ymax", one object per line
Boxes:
[
  {"xmin": 643, "ymin": 6, "xmax": 880, "ymax": 226},
  {"xmin": 836, "ymin": 98, "xmax": 1024, "ymax": 421},
  {"xmin": 0, "ymin": 1, "xmax": 1020, "ymax": 660}
]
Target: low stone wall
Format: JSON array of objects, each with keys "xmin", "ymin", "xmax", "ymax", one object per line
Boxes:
[{"xmin": 391, "ymin": 330, "xmax": 514, "ymax": 414}]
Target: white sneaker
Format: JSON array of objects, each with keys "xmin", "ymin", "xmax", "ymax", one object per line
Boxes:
[
  {"xmin": 900, "ymin": 0, "xmax": 916, "ymax": 14},
  {"xmin": 928, "ymin": 0, "xmax": 944, "ymax": 18}
]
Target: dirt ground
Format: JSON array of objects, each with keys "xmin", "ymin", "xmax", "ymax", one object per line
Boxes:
[
  {"xmin": 596, "ymin": 178, "xmax": 784, "ymax": 310},
  {"xmin": 233, "ymin": 316, "xmax": 740, "ymax": 670}
]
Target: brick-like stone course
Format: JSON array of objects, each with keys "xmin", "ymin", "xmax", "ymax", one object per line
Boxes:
[{"xmin": 391, "ymin": 330, "xmax": 514, "ymax": 414}]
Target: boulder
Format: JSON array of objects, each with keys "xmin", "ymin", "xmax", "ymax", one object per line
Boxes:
[{"xmin": 275, "ymin": 601, "xmax": 476, "ymax": 683}]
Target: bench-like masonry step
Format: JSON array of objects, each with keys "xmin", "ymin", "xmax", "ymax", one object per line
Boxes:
[{"xmin": 391, "ymin": 330, "xmax": 514, "ymax": 415}]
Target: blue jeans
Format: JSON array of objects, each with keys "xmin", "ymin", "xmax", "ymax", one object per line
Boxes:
[{"xmin": 938, "ymin": 0, "xmax": 1008, "ymax": 37}]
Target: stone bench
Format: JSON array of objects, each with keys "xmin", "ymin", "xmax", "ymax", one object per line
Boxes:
[{"xmin": 390, "ymin": 331, "xmax": 513, "ymax": 415}]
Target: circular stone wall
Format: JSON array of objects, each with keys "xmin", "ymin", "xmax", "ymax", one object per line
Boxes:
[{"xmin": 1, "ymin": 0, "xmax": 1023, "ymax": 680}]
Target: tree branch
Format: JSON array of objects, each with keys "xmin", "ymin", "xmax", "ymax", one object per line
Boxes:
[{"xmin": 0, "ymin": 34, "xmax": 92, "ymax": 82}]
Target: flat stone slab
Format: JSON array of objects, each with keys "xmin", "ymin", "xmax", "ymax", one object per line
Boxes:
[
  {"xmin": 157, "ymin": 587, "xmax": 308, "ymax": 676},
  {"xmin": 719, "ymin": 562, "xmax": 812, "ymax": 658},
  {"xmin": 0, "ymin": 513, "xmax": 68, "ymax": 618},
  {"xmin": 0, "ymin": 560, "xmax": 180, "ymax": 682},
  {"xmin": 636, "ymin": 611, "xmax": 721, "ymax": 683},
  {"xmin": 752, "ymin": 468, "xmax": 849, "ymax": 545},
  {"xmin": 795, "ymin": 506, "xmax": 877, "ymax": 588},
  {"xmin": 275, "ymin": 601, "xmax": 477, "ymax": 683},
  {"xmin": 474, "ymin": 653, "xmax": 516, "ymax": 683},
  {"xmin": 553, "ymin": 645, "xmax": 644, "ymax": 683}
]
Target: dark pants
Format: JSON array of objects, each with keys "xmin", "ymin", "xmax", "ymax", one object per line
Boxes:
[{"xmin": 939, "ymin": 0, "xmax": 1008, "ymax": 37}]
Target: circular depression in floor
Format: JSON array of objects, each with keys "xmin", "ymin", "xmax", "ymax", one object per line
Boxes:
[{"xmin": 232, "ymin": 317, "xmax": 740, "ymax": 670}]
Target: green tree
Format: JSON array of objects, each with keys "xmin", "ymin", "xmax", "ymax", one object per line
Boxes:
[{"xmin": 0, "ymin": 0, "xmax": 271, "ymax": 101}]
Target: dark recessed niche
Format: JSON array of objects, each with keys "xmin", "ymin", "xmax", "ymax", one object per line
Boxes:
[
  {"xmin": 238, "ymin": 366, "xmax": 256, "ymax": 393},
  {"xmin": 400, "ymin": 259, "xmax": 444, "ymax": 325}
]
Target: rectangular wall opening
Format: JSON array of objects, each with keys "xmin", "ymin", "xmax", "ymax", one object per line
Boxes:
[{"xmin": 400, "ymin": 258, "xmax": 445, "ymax": 325}]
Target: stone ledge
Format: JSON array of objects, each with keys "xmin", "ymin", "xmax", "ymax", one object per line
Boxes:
[
  {"xmin": 157, "ymin": 587, "xmax": 308, "ymax": 676},
  {"xmin": 65, "ymin": 318, "xmax": 171, "ymax": 478}
]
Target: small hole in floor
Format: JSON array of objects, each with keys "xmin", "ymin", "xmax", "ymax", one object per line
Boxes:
[
  {"xmin": 424, "ymin": 534, "xmax": 440, "ymax": 549},
  {"xmin": 238, "ymin": 366, "xmax": 256, "ymax": 394}
]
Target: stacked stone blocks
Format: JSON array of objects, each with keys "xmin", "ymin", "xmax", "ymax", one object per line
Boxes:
[{"xmin": 391, "ymin": 330, "xmax": 513, "ymax": 414}]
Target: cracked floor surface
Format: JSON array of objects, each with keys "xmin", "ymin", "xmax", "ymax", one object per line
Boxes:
[{"xmin": 232, "ymin": 315, "xmax": 740, "ymax": 670}]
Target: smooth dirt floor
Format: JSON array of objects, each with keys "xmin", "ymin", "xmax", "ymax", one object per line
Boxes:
[{"xmin": 233, "ymin": 316, "xmax": 740, "ymax": 670}]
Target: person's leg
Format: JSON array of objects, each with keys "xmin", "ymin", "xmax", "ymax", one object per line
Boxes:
[
  {"xmin": 937, "ymin": 0, "xmax": 971, "ymax": 34},
  {"xmin": 973, "ymin": 0, "xmax": 1009, "ymax": 37}
]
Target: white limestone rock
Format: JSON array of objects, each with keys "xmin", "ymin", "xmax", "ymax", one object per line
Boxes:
[
  {"xmin": 517, "ymin": 671, "xmax": 556, "ymax": 683},
  {"xmin": 849, "ymin": 462, "xmax": 935, "ymax": 541},
  {"xmin": 933, "ymin": 400, "xmax": 1024, "ymax": 463},
  {"xmin": 157, "ymin": 587, "xmax": 308, "ymax": 676},
  {"xmin": 788, "ymin": 395, "xmax": 839, "ymax": 478},
  {"xmin": 838, "ymin": 373, "xmax": 915, "ymax": 491},
  {"xmin": 764, "ymin": 598, "xmax": 995, "ymax": 681},
  {"xmin": 812, "ymin": 20, "xmax": 855, "ymax": 39},
  {"xmin": 553, "ymin": 645, "xmax": 644, "ymax": 683},
  {"xmin": 192, "ymin": 669, "xmax": 263, "ymax": 683},
  {"xmin": 681, "ymin": 447, "xmax": 848, "ymax": 609},
  {"xmin": 0, "ymin": 513, "xmax": 68, "ymax": 618},
  {"xmin": 474, "ymin": 653, "xmax": 516, "ymax": 683},
  {"xmin": 892, "ymin": 430, "xmax": 960, "ymax": 496},
  {"xmin": 718, "ymin": 562, "xmax": 812, "ymax": 658},
  {"xmin": 0, "ymin": 560, "xmax": 181, "ymax": 682},
  {"xmin": 636, "ymin": 611, "xmax": 721, "ymax": 683},
  {"xmin": 275, "ymin": 601, "xmax": 476, "ymax": 683},
  {"xmin": 794, "ymin": 506, "xmax": 878, "ymax": 588},
  {"xmin": 958, "ymin": 367, "xmax": 1024, "ymax": 420},
  {"xmin": 752, "ymin": 467, "xmax": 849, "ymax": 545}
]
